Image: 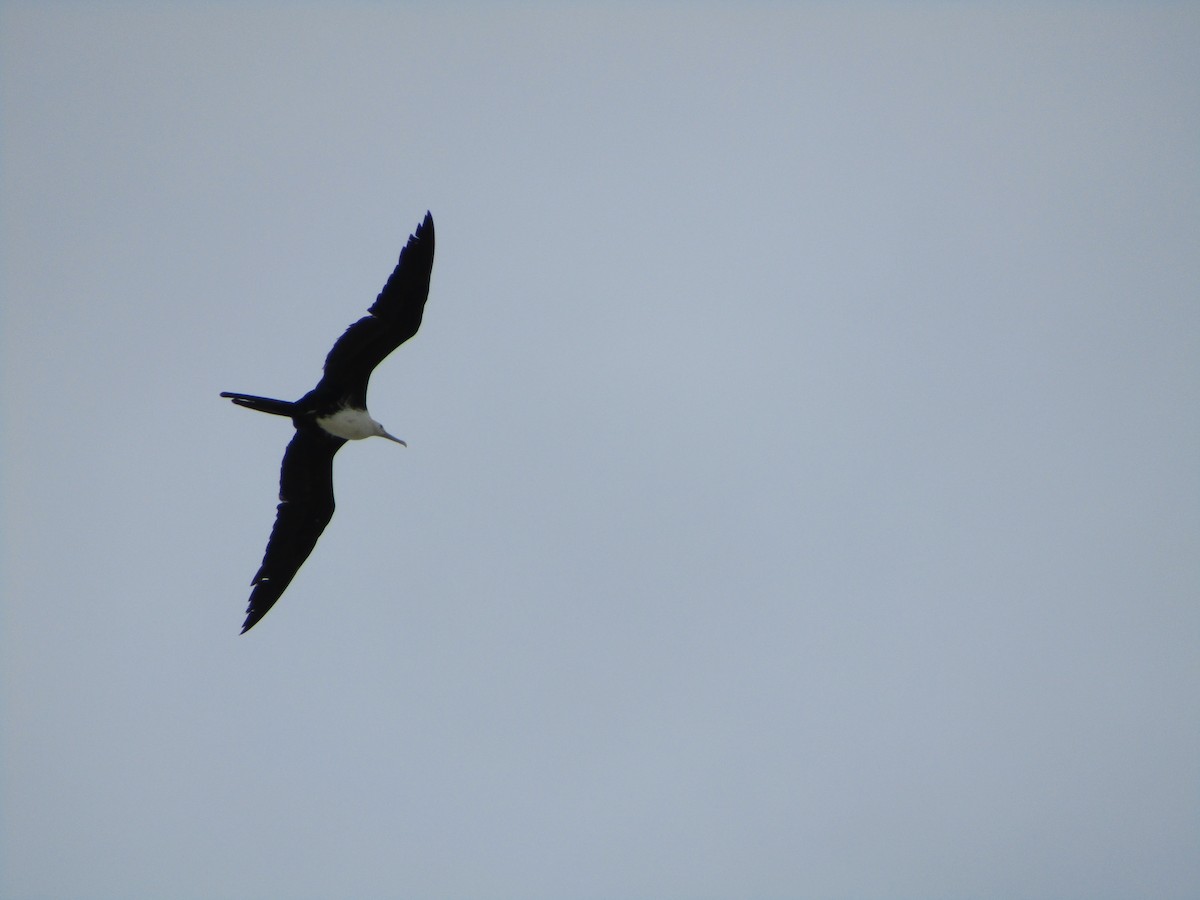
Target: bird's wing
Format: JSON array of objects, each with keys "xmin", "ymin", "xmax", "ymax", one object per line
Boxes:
[
  {"xmin": 319, "ymin": 212, "xmax": 435, "ymax": 407},
  {"xmin": 241, "ymin": 427, "xmax": 346, "ymax": 633}
]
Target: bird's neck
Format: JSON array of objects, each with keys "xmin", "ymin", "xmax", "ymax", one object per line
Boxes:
[{"xmin": 315, "ymin": 407, "xmax": 378, "ymax": 440}]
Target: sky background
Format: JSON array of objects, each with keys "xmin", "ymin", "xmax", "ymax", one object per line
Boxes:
[{"xmin": 2, "ymin": 4, "xmax": 1198, "ymax": 899}]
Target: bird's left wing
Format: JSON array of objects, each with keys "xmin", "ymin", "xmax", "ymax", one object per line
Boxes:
[
  {"xmin": 241, "ymin": 427, "xmax": 346, "ymax": 633},
  {"xmin": 319, "ymin": 212, "xmax": 435, "ymax": 406}
]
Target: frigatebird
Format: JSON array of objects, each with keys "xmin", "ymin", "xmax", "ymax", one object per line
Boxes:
[{"xmin": 221, "ymin": 212, "xmax": 435, "ymax": 633}]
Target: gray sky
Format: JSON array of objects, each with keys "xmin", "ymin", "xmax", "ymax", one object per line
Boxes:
[{"xmin": 2, "ymin": 4, "xmax": 1198, "ymax": 898}]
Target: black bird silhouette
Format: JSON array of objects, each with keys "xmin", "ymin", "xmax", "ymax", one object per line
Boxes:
[{"xmin": 221, "ymin": 212, "xmax": 435, "ymax": 633}]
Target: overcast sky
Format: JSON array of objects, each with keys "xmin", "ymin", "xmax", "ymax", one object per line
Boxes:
[{"xmin": 2, "ymin": 4, "xmax": 1198, "ymax": 899}]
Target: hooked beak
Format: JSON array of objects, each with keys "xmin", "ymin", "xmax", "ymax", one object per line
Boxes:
[{"xmin": 379, "ymin": 430, "xmax": 407, "ymax": 446}]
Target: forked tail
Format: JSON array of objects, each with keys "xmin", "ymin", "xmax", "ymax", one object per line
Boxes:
[{"xmin": 220, "ymin": 392, "xmax": 296, "ymax": 417}]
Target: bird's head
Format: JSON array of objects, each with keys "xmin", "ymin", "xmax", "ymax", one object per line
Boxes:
[{"xmin": 372, "ymin": 419, "xmax": 406, "ymax": 446}]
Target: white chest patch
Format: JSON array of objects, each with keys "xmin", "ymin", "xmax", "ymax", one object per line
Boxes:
[{"xmin": 316, "ymin": 407, "xmax": 378, "ymax": 440}]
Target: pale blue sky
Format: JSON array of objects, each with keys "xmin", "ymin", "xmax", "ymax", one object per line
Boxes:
[{"xmin": 3, "ymin": 4, "xmax": 1198, "ymax": 899}]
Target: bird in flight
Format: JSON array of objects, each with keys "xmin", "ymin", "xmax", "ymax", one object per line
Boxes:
[{"xmin": 221, "ymin": 212, "xmax": 435, "ymax": 633}]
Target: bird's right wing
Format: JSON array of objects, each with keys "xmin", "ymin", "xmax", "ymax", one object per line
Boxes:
[
  {"xmin": 241, "ymin": 427, "xmax": 346, "ymax": 633},
  {"xmin": 319, "ymin": 212, "xmax": 435, "ymax": 406}
]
